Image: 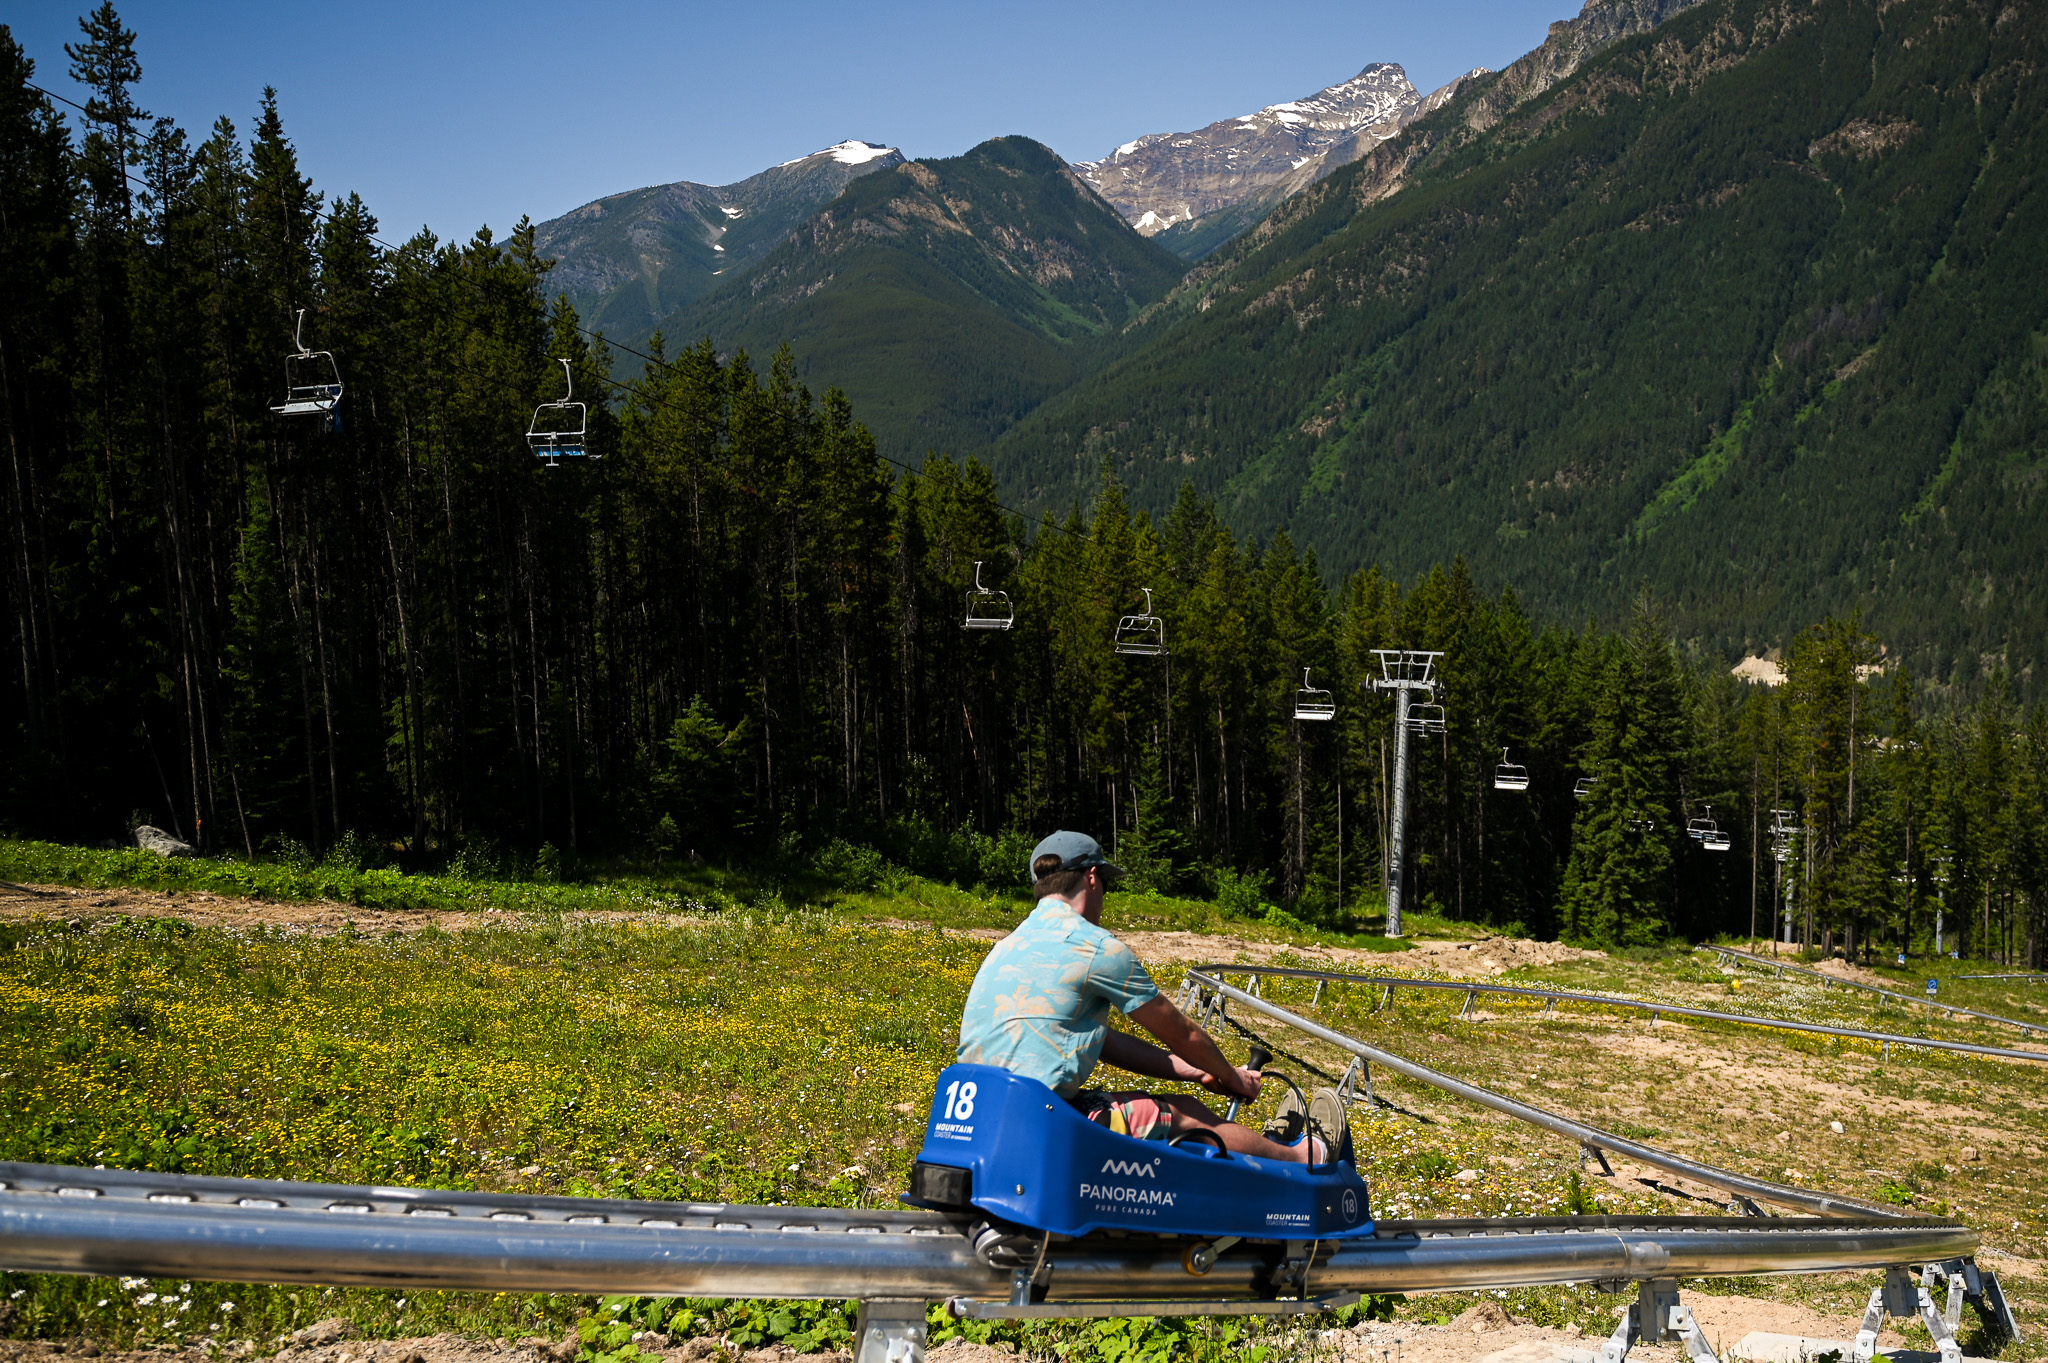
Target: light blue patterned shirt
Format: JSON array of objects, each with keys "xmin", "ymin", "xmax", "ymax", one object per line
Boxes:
[{"xmin": 957, "ymin": 898, "xmax": 1161, "ymax": 1098}]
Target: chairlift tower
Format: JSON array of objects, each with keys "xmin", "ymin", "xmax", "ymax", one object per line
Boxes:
[
  {"xmin": 1370, "ymin": 649, "xmax": 1444, "ymax": 939},
  {"xmin": 1769, "ymin": 809, "xmax": 1796, "ymax": 950},
  {"xmin": 1930, "ymin": 854, "xmax": 1951, "ymax": 958}
]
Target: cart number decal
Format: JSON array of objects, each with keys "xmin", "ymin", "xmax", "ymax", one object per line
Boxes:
[{"xmin": 942, "ymin": 1080, "xmax": 978, "ymax": 1121}]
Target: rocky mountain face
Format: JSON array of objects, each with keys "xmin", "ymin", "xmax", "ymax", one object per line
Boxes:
[
  {"xmin": 665, "ymin": 136, "xmax": 1185, "ymax": 459},
  {"xmin": 1073, "ymin": 64, "xmax": 1485, "ymax": 260},
  {"xmin": 532, "ymin": 141, "xmax": 903, "ymax": 342}
]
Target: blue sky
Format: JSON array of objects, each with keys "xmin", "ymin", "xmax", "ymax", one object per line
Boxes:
[{"xmin": 13, "ymin": 0, "xmax": 1574, "ymax": 242}]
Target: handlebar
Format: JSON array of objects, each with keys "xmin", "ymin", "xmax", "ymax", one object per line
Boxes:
[{"xmin": 1224, "ymin": 1044, "xmax": 1270, "ymax": 1120}]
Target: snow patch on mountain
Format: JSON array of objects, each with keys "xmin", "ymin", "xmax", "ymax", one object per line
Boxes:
[{"xmin": 782, "ymin": 139, "xmax": 900, "ymax": 168}]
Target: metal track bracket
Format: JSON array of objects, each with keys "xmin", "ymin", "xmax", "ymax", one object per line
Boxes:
[
  {"xmin": 1603, "ymin": 1279, "xmax": 1721, "ymax": 1363},
  {"xmin": 855, "ymin": 1300, "xmax": 927, "ymax": 1363}
]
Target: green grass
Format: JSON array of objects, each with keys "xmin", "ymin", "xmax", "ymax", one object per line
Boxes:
[
  {"xmin": 12, "ymin": 846, "xmax": 2041, "ymax": 1358},
  {"xmin": 0, "ymin": 907, "xmax": 1406, "ymax": 1358}
]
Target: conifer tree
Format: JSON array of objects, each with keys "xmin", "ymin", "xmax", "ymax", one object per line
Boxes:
[{"xmin": 1558, "ymin": 593, "xmax": 1683, "ymax": 946}]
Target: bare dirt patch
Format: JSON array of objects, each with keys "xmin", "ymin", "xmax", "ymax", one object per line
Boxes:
[
  {"xmin": 1092, "ymin": 930, "xmax": 1603, "ymax": 977},
  {"xmin": 0, "ymin": 880, "xmax": 469, "ymax": 934},
  {"xmin": 1330, "ymin": 1289, "xmax": 1926, "ymax": 1363},
  {"xmin": 0, "ymin": 882, "xmax": 701, "ymax": 937}
]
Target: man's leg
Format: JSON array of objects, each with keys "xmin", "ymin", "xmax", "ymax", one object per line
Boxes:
[{"xmin": 1154, "ymin": 1094, "xmax": 1321, "ymax": 1163}]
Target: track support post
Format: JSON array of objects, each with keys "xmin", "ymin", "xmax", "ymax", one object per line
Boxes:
[
  {"xmin": 1854, "ymin": 1268, "xmax": 1918, "ymax": 1363},
  {"xmin": 856, "ymin": 1300, "xmax": 928, "ymax": 1363},
  {"xmin": 1647, "ymin": 1278, "xmax": 1721, "ymax": 1363},
  {"xmin": 1604, "ymin": 1279, "xmax": 1720, "ymax": 1363}
]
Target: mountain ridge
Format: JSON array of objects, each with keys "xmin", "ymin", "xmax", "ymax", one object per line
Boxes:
[
  {"xmin": 532, "ymin": 141, "xmax": 904, "ymax": 342},
  {"xmin": 1070, "ymin": 63, "xmax": 1491, "ymax": 262},
  {"xmin": 661, "ymin": 136, "xmax": 1186, "ymax": 459}
]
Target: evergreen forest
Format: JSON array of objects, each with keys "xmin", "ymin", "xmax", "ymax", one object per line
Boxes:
[{"xmin": 4, "ymin": 9, "xmax": 2046, "ymax": 958}]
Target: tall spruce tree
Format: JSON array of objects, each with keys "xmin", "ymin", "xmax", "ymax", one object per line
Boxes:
[{"xmin": 1559, "ymin": 594, "xmax": 1684, "ymax": 946}]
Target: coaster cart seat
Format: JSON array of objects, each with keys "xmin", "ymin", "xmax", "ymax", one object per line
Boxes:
[{"xmin": 905, "ymin": 1064, "xmax": 1373, "ymax": 1254}]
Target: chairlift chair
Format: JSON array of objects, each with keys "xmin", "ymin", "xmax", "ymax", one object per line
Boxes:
[
  {"xmin": 1494, "ymin": 748, "xmax": 1529, "ymax": 792},
  {"xmin": 270, "ymin": 309, "xmax": 344, "ymax": 428},
  {"xmin": 1406, "ymin": 702, "xmax": 1447, "ymax": 735},
  {"xmin": 1113, "ymin": 587, "xmax": 1168, "ymax": 656},
  {"xmin": 1293, "ymin": 668, "xmax": 1335, "ymax": 721},
  {"xmin": 1693, "ymin": 804, "xmax": 1731, "ymax": 852},
  {"xmin": 962, "ymin": 561, "xmax": 1013, "ymax": 631},
  {"xmin": 528, "ymin": 359, "xmax": 590, "ymax": 466},
  {"xmin": 1626, "ymin": 813, "xmax": 1657, "ymax": 834},
  {"xmin": 1573, "ymin": 776, "xmax": 1597, "ymax": 800}
]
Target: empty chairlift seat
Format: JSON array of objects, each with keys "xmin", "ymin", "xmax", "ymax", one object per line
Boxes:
[
  {"xmin": 1406, "ymin": 702, "xmax": 1447, "ymax": 735},
  {"xmin": 270, "ymin": 309, "xmax": 344, "ymax": 425},
  {"xmin": 1294, "ymin": 668, "xmax": 1335, "ymax": 721},
  {"xmin": 1494, "ymin": 748, "xmax": 1529, "ymax": 792},
  {"xmin": 963, "ymin": 561, "xmax": 1013, "ymax": 631},
  {"xmin": 1689, "ymin": 806, "xmax": 1731, "ymax": 851},
  {"xmin": 1113, "ymin": 588, "xmax": 1168, "ymax": 656},
  {"xmin": 528, "ymin": 359, "xmax": 590, "ymax": 465}
]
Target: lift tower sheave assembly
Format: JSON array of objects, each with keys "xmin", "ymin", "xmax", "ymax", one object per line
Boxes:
[{"xmin": 1370, "ymin": 649, "xmax": 1443, "ymax": 939}]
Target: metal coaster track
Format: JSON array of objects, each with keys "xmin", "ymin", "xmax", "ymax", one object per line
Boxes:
[
  {"xmin": 1190, "ymin": 963, "xmax": 2048, "ymax": 1068},
  {"xmin": 0, "ymin": 1162, "xmax": 1984, "ymax": 1313},
  {"xmin": 1703, "ymin": 946, "xmax": 2044, "ymax": 1035}
]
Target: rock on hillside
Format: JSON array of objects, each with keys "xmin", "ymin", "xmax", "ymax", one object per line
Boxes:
[
  {"xmin": 1074, "ymin": 64, "xmax": 1485, "ymax": 260},
  {"xmin": 532, "ymin": 141, "xmax": 903, "ymax": 343},
  {"xmin": 132, "ymin": 825, "xmax": 194, "ymax": 857}
]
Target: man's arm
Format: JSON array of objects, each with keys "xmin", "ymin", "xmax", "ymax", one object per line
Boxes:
[{"xmin": 1114, "ymin": 996, "xmax": 1260, "ymax": 1100}]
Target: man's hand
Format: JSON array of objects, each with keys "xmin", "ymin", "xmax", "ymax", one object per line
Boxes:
[{"xmin": 1186, "ymin": 1063, "xmax": 1262, "ymax": 1101}]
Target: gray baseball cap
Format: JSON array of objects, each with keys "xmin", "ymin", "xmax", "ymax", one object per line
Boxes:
[{"xmin": 1028, "ymin": 830, "xmax": 1123, "ymax": 882}]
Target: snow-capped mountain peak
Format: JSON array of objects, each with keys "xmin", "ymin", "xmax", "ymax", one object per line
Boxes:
[
  {"xmin": 782, "ymin": 139, "xmax": 900, "ymax": 168},
  {"xmin": 1074, "ymin": 63, "xmax": 1485, "ymax": 242}
]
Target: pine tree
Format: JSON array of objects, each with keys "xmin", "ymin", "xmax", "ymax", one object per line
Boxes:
[{"xmin": 1558, "ymin": 594, "xmax": 1683, "ymax": 946}]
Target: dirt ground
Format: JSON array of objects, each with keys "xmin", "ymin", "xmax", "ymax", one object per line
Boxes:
[
  {"xmin": 1100, "ymin": 930, "xmax": 1604, "ymax": 977},
  {"xmin": 0, "ymin": 882, "xmax": 703, "ymax": 936},
  {"xmin": 0, "ymin": 884, "xmax": 1598, "ymax": 981}
]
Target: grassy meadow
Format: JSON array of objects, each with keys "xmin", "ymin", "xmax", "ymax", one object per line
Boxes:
[{"xmin": 2, "ymin": 841, "xmax": 2044, "ymax": 1358}]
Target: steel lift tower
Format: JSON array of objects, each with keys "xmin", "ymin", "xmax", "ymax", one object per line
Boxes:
[{"xmin": 1370, "ymin": 650, "xmax": 1443, "ymax": 938}]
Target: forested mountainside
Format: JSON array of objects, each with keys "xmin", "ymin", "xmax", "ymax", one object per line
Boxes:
[
  {"xmin": 531, "ymin": 140, "xmax": 902, "ymax": 345},
  {"xmin": 989, "ymin": 0, "xmax": 2048, "ymax": 697},
  {"xmin": 662, "ymin": 136, "xmax": 1185, "ymax": 460}
]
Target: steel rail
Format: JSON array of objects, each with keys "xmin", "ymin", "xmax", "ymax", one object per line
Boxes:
[
  {"xmin": 0, "ymin": 1163, "xmax": 1977, "ymax": 1301},
  {"xmin": 1703, "ymin": 946, "xmax": 2042, "ymax": 1034},
  {"xmin": 1182, "ymin": 970, "xmax": 1910, "ymax": 1220},
  {"xmin": 1199, "ymin": 963, "xmax": 2048, "ymax": 1067}
]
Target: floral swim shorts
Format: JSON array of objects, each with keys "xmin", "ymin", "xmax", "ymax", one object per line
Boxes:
[{"xmin": 1070, "ymin": 1089, "xmax": 1172, "ymax": 1141}]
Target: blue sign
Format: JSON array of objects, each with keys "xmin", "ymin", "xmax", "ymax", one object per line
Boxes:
[{"xmin": 1927, "ymin": 978, "xmax": 1939, "ymax": 995}]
